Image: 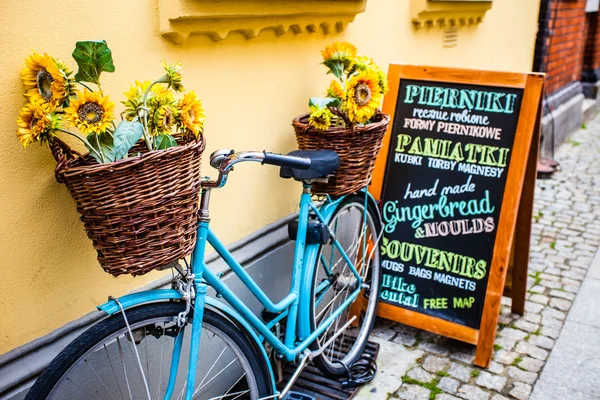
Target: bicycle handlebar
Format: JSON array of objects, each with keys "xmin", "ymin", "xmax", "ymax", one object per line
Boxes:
[{"xmin": 204, "ymin": 149, "xmax": 311, "ymax": 189}]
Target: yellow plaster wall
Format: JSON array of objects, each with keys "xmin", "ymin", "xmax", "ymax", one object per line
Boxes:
[{"xmin": 0, "ymin": 0, "xmax": 540, "ymax": 355}]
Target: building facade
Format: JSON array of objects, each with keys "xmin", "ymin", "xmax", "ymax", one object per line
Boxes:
[{"xmin": 0, "ymin": 1, "xmax": 542, "ymax": 397}]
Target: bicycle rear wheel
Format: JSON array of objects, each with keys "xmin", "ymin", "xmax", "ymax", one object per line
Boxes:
[
  {"xmin": 309, "ymin": 193, "xmax": 382, "ymax": 376},
  {"xmin": 26, "ymin": 303, "xmax": 272, "ymax": 400}
]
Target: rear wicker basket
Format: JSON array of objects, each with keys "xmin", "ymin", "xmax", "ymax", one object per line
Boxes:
[
  {"xmin": 51, "ymin": 135, "xmax": 205, "ymax": 277},
  {"xmin": 292, "ymin": 111, "xmax": 389, "ymax": 196}
]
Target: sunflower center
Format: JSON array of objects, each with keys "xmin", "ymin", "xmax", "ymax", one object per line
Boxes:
[
  {"xmin": 36, "ymin": 68, "xmax": 54, "ymax": 102},
  {"xmin": 354, "ymin": 83, "xmax": 371, "ymax": 106},
  {"xmin": 162, "ymin": 108, "xmax": 174, "ymax": 129},
  {"xmin": 30, "ymin": 116, "xmax": 39, "ymax": 131},
  {"xmin": 78, "ymin": 102, "xmax": 104, "ymax": 125}
]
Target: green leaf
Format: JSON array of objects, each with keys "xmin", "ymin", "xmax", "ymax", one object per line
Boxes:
[
  {"xmin": 84, "ymin": 132, "xmax": 114, "ymax": 163},
  {"xmin": 155, "ymin": 134, "xmax": 178, "ymax": 150},
  {"xmin": 309, "ymin": 97, "xmax": 340, "ymax": 109},
  {"xmin": 72, "ymin": 40, "xmax": 115, "ymax": 84},
  {"xmin": 113, "ymin": 121, "xmax": 143, "ymax": 160},
  {"xmin": 323, "ymin": 60, "xmax": 345, "ymax": 80}
]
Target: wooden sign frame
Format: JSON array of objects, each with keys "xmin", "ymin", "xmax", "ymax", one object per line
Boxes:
[{"xmin": 370, "ymin": 65, "xmax": 544, "ymax": 367}]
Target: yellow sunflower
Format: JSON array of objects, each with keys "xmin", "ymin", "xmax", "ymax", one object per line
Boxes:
[
  {"xmin": 16, "ymin": 100, "xmax": 60, "ymax": 147},
  {"xmin": 350, "ymin": 56, "xmax": 388, "ymax": 95},
  {"xmin": 161, "ymin": 60, "xmax": 184, "ymax": 93},
  {"xmin": 122, "ymin": 80, "xmax": 167, "ymax": 121},
  {"xmin": 321, "ymin": 42, "xmax": 357, "ymax": 78},
  {"xmin": 64, "ymin": 90, "xmax": 115, "ymax": 135},
  {"xmin": 148, "ymin": 90, "xmax": 178, "ymax": 136},
  {"xmin": 21, "ymin": 52, "xmax": 74, "ymax": 107},
  {"xmin": 177, "ymin": 91, "xmax": 205, "ymax": 136},
  {"xmin": 344, "ymin": 71, "xmax": 382, "ymax": 124},
  {"xmin": 325, "ymin": 80, "xmax": 345, "ymax": 99},
  {"xmin": 308, "ymin": 105, "xmax": 334, "ymax": 131}
]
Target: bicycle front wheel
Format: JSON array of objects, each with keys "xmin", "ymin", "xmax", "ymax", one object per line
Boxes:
[
  {"xmin": 309, "ymin": 194, "xmax": 382, "ymax": 376},
  {"xmin": 26, "ymin": 303, "xmax": 272, "ymax": 400}
]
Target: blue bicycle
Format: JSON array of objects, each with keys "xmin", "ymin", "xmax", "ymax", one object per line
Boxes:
[{"xmin": 26, "ymin": 148, "xmax": 383, "ymax": 400}]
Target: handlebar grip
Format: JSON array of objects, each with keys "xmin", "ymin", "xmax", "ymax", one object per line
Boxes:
[{"xmin": 262, "ymin": 151, "xmax": 311, "ymax": 170}]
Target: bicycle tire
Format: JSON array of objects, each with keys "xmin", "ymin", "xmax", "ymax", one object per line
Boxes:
[
  {"xmin": 308, "ymin": 194, "xmax": 382, "ymax": 376},
  {"xmin": 26, "ymin": 302, "xmax": 272, "ymax": 400}
]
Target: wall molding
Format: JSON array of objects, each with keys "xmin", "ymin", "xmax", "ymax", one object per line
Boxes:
[
  {"xmin": 0, "ymin": 213, "xmax": 296, "ymax": 399},
  {"xmin": 411, "ymin": 0, "xmax": 493, "ymax": 28},
  {"xmin": 158, "ymin": 0, "xmax": 368, "ymax": 43}
]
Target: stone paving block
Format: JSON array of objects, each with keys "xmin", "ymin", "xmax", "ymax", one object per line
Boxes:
[
  {"xmin": 491, "ymin": 395, "xmax": 509, "ymax": 400},
  {"xmin": 547, "ymin": 289, "xmax": 575, "ymax": 301},
  {"xmin": 438, "ymin": 376, "xmax": 460, "ymax": 394},
  {"xmin": 527, "ymin": 335, "xmax": 555, "ymax": 350},
  {"xmin": 524, "ymin": 313, "xmax": 542, "ymax": 324},
  {"xmin": 398, "ymin": 384, "xmax": 430, "ymax": 400},
  {"xmin": 487, "ymin": 361, "xmax": 504, "ymax": 375},
  {"xmin": 475, "ymin": 371, "xmax": 506, "ymax": 392},
  {"xmin": 437, "ymin": 394, "xmax": 461, "ymax": 400},
  {"xmin": 407, "ymin": 366, "xmax": 435, "ymax": 383},
  {"xmin": 541, "ymin": 307, "xmax": 566, "ymax": 320},
  {"xmin": 456, "ymin": 384, "xmax": 490, "ymax": 400},
  {"xmin": 507, "ymin": 366, "xmax": 537, "ymax": 384},
  {"xmin": 517, "ymin": 356, "xmax": 544, "ymax": 373},
  {"xmin": 447, "ymin": 362, "xmax": 472, "ymax": 382},
  {"xmin": 513, "ymin": 319, "xmax": 539, "ymax": 333},
  {"xmin": 509, "ymin": 382, "xmax": 533, "ymax": 400},
  {"xmin": 422, "ymin": 355, "xmax": 449, "ymax": 373},
  {"xmin": 493, "ymin": 349, "xmax": 518, "ymax": 365},
  {"xmin": 515, "ymin": 342, "xmax": 549, "ymax": 360},
  {"xmin": 498, "ymin": 327, "xmax": 528, "ymax": 341},
  {"xmin": 524, "ymin": 302, "xmax": 544, "ymax": 314},
  {"xmin": 392, "ymin": 332, "xmax": 417, "ymax": 347},
  {"xmin": 540, "ymin": 326, "xmax": 560, "ymax": 339}
]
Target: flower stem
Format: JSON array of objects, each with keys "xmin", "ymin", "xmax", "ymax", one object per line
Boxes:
[
  {"xmin": 77, "ymin": 82, "xmax": 94, "ymax": 92},
  {"xmin": 57, "ymin": 129, "xmax": 103, "ymax": 161},
  {"xmin": 94, "ymin": 133, "xmax": 106, "ymax": 163}
]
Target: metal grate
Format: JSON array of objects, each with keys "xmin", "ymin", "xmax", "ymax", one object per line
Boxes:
[{"xmin": 277, "ymin": 339, "xmax": 380, "ymax": 400}]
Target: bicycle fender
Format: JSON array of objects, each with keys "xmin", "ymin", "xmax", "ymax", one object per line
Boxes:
[{"xmin": 98, "ymin": 290, "xmax": 277, "ymax": 394}]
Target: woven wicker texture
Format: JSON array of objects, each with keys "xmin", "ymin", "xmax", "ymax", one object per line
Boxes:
[
  {"xmin": 292, "ymin": 111, "xmax": 389, "ymax": 196},
  {"xmin": 51, "ymin": 135, "xmax": 205, "ymax": 277}
]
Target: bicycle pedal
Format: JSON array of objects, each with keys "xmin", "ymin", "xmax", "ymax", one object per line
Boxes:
[{"xmin": 281, "ymin": 391, "xmax": 316, "ymax": 400}]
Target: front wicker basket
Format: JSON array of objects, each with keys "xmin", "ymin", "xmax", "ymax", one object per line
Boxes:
[
  {"xmin": 51, "ymin": 135, "xmax": 205, "ymax": 277},
  {"xmin": 292, "ymin": 111, "xmax": 390, "ymax": 197}
]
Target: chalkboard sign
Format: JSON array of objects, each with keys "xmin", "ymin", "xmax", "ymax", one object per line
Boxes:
[
  {"xmin": 370, "ymin": 65, "xmax": 544, "ymax": 367},
  {"xmin": 379, "ymin": 79, "xmax": 523, "ymax": 329}
]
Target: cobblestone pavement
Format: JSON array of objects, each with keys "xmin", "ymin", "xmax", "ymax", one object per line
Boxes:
[{"xmin": 367, "ymin": 116, "xmax": 600, "ymax": 400}]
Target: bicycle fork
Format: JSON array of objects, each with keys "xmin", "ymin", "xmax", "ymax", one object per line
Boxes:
[{"xmin": 162, "ymin": 274, "xmax": 208, "ymax": 400}]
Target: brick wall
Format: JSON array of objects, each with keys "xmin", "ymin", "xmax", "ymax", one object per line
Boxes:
[
  {"xmin": 545, "ymin": 0, "xmax": 587, "ymax": 94},
  {"xmin": 582, "ymin": 11, "xmax": 600, "ymax": 81}
]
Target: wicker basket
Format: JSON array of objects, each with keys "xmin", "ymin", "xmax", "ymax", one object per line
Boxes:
[
  {"xmin": 51, "ymin": 134, "xmax": 205, "ymax": 277},
  {"xmin": 292, "ymin": 110, "xmax": 389, "ymax": 196}
]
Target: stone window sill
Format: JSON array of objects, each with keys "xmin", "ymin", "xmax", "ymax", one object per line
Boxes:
[
  {"xmin": 158, "ymin": 0, "xmax": 368, "ymax": 44},
  {"xmin": 411, "ymin": 0, "xmax": 493, "ymax": 28}
]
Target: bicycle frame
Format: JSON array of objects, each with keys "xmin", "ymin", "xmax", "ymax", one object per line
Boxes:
[{"xmin": 98, "ymin": 185, "xmax": 379, "ymax": 400}]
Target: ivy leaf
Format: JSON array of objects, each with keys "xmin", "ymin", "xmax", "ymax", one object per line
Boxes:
[
  {"xmin": 155, "ymin": 134, "xmax": 178, "ymax": 150},
  {"xmin": 309, "ymin": 97, "xmax": 340, "ymax": 109},
  {"xmin": 72, "ymin": 40, "xmax": 115, "ymax": 84},
  {"xmin": 113, "ymin": 121, "xmax": 143, "ymax": 160}
]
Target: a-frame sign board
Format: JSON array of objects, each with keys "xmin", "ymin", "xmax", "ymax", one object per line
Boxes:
[{"xmin": 370, "ymin": 65, "xmax": 544, "ymax": 367}]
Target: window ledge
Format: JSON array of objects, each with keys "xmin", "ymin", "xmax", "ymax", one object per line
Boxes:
[
  {"xmin": 411, "ymin": 0, "xmax": 493, "ymax": 28},
  {"xmin": 158, "ymin": 0, "xmax": 368, "ymax": 44}
]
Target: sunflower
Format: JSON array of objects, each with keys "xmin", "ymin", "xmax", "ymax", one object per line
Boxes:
[
  {"xmin": 350, "ymin": 56, "xmax": 388, "ymax": 95},
  {"xmin": 16, "ymin": 100, "xmax": 60, "ymax": 147},
  {"xmin": 64, "ymin": 90, "xmax": 115, "ymax": 135},
  {"xmin": 344, "ymin": 71, "xmax": 382, "ymax": 124},
  {"xmin": 321, "ymin": 42, "xmax": 357, "ymax": 79},
  {"xmin": 122, "ymin": 80, "xmax": 167, "ymax": 121},
  {"xmin": 161, "ymin": 61, "xmax": 184, "ymax": 92},
  {"xmin": 177, "ymin": 91, "xmax": 205, "ymax": 136},
  {"xmin": 308, "ymin": 105, "xmax": 334, "ymax": 131},
  {"xmin": 21, "ymin": 52, "xmax": 74, "ymax": 107},
  {"xmin": 325, "ymin": 80, "xmax": 345, "ymax": 100},
  {"xmin": 148, "ymin": 90, "xmax": 178, "ymax": 136}
]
